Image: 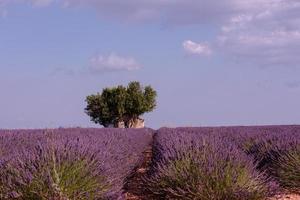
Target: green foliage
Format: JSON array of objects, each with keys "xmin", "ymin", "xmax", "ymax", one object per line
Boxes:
[
  {"xmin": 1, "ymin": 150, "xmax": 109, "ymax": 200},
  {"xmin": 240, "ymin": 137, "xmax": 300, "ymax": 193},
  {"xmin": 270, "ymin": 150, "xmax": 300, "ymax": 193},
  {"xmin": 85, "ymin": 81, "xmax": 157, "ymax": 127},
  {"xmin": 85, "ymin": 86, "xmax": 127, "ymax": 127}
]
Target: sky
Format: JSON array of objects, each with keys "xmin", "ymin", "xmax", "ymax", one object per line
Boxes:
[{"xmin": 0, "ymin": 0, "xmax": 300, "ymax": 129}]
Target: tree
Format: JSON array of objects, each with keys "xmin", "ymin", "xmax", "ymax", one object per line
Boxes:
[{"xmin": 85, "ymin": 81, "xmax": 157, "ymax": 128}]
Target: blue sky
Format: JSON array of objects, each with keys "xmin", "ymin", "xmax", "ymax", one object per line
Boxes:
[{"xmin": 0, "ymin": 0, "xmax": 300, "ymax": 129}]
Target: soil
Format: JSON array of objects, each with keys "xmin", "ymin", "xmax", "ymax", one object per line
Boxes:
[
  {"xmin": 124, "ymin": 145, "xmax": 153, "ymax": 200},
  {"xmin": 270, "ymin": 194, "xmax": 300, "ymax": 200}
]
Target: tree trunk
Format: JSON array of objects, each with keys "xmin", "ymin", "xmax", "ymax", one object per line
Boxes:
[
  {"xmin": 126, "ymin": 118, "xmax": 145, "ymax": 128},
  {"xmin": 114, "ymin": 120, "xmax": 125, "ymax": 128},
  {"xmin": 105, "ymin": 117, "xmax": 145, "ymax": 128}
]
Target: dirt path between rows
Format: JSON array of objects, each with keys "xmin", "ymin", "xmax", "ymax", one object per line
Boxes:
[
  {"xmin": 124, "ymin": 145, "xmax": 153, "ymax": 200},
  {"xmin": 270, "ymin": 194, "xmax": 300, "ymax": 200}
]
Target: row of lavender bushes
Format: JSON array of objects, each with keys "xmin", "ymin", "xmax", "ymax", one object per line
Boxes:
[
  {"xmin": 145, "ymin": 126, "xmax": 300, "ymax": 200},
  {"xmin": 0, "ymin": 128, "xmax": 153, "ymax": 200}
]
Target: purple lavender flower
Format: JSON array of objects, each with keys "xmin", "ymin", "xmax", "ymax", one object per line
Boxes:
[{"xmin": 0, "ymin": 128, "xmax": 153, "ymax": 199}]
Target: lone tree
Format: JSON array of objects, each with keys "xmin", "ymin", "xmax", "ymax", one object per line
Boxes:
[{"xmin": 85, "ymin": 81, "xmax": 157, "ymax": 128}]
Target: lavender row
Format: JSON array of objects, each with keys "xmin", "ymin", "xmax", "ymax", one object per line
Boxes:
[
  {"xmin": 146, "ymin": 126, "xmax": 300, "ymax": 199},
  {"xmin": 0, "ymin": 128, "xmax": 153, "ymax": 199}
]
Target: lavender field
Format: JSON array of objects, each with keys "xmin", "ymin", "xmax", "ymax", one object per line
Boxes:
[
  {"xmin": 1, "ymin": 126, "xmax": 300, "ymax": 200},
  {"xmin": 0, "ymin": 128, "xmax": 153, "ymax": 199},
  {"xmin": 146, "ymin": 126, "xmax": 300, "ymax": 200}
]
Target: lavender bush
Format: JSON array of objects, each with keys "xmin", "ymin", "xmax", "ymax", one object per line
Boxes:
[
  {"xmin": 0, "ymin": 128, "xmax": 153, "ymax": 199},
  {"xmin": 229, "ymin": 126, "xmax": 300, "ymax": 193},
  {"xmin": 270, "ymin": 147, "xmax": 300, "ymax": 193},
  {"xmin": 146, "ymin": 128, "xmax": 269, "ymax": 200}
]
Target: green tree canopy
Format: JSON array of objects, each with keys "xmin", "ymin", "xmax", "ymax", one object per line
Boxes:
[{"xmin": 85, "ymin": 81, "xmax": 157, "ymax": 128}]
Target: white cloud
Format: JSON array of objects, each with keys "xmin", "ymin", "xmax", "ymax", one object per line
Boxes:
[
  {"xmin": 217, "ymin": 1, "xmax": 300, "ymax": 67},
  {"xmin": 31, "ymin": 0, "xmax": 54, "ymax": 7},
  {"xmin": 89, "ymin": 53, "xmax": 140, "ymax": 73},
  {"xmin": 0, "ymin": 0, "xmax": 54, "ymax": 7},
  {"xmin": 60, "ymin": 0, "xmax": 239, "ymax": 25},
  {"xmin": 2, "ymin": 0, "xmax": 300, "ymax": 67},
  {"xmin": 183, "ymin": 40, "xmax": 212, "ymax": 56},
  {"xmin": 286, "ymin": 81, "xmax": 300, "ymax": 89},
  {"xmin": 61, "ymin": 0, "xmax": 300, "ymax": 67},
  {"xmin": 0, "ymin": 0, "xmax": 239, "ymax": 24}
]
